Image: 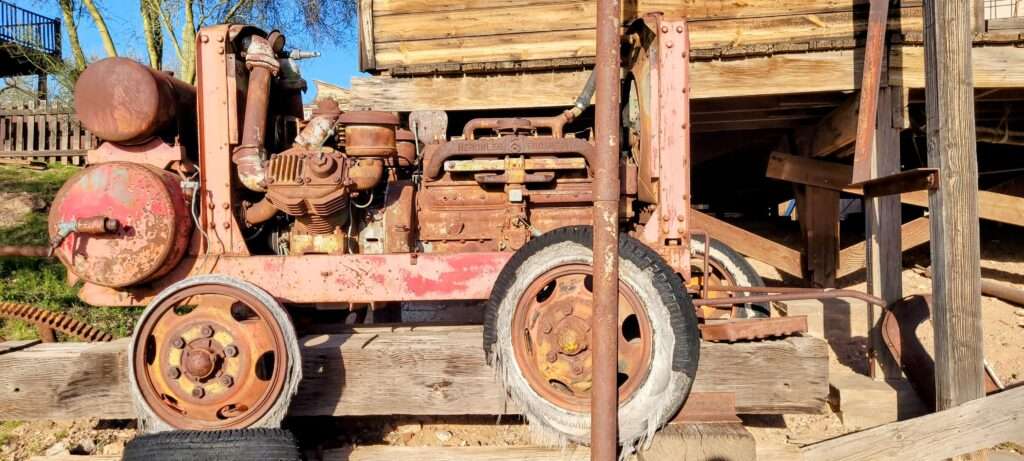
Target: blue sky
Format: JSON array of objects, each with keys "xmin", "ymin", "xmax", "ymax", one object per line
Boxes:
[{"xmin": 16, "ymin": 0, "xmax": 365, "ymax": 101}]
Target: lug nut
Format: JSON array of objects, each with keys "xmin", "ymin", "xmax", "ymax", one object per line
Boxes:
[
  {"xmin": 224, "ymin": 345, "xmax": 239, "ymax": 358},
  {"xmin": 542, "ymin": 323, "xmax": 553, "ymax": 334},
  {"xmin": 192, "ymin": 387, "xmax": 205, "ymax": 399},
  {"xmin": 172, "ymin": 337, "xmax": 186, "ymax": 349},
  {"xmin": 221, "ymin": 375, "xmax": 234, "ymax": 387},
  {"xmin": 572, "ymin": 364, "xmax": 584, "ymax": 376},
  {"xmin": 200, "ymin": 325, "xmax": 215, "ymax": 338},
  {"xmin": 167, "ymin": 367, "xmax": 181, "ymax": 379},
  {"xmin": 546, "ymin": 351, "xmax": 558, "ymax": 363}
]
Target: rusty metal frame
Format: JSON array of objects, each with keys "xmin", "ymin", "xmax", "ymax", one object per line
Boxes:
[
  {"xmin": 77, "ymin": 252, "xmax": 513, "ymax": 307},
  {"xmin": 632, "ymin": 14, "xmax": 692, "ymax": 278}
]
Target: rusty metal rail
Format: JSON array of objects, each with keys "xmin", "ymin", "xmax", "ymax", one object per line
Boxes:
[
  {"xmin": 0, "ymin": 301, "xmax": 113, "ymax": 342},
  {"xmin": 694, "ymin": 285, "xmax": 887, "ymax": 308}
]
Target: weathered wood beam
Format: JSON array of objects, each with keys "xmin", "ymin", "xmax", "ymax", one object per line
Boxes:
[
  {"xmin": 838, "ymin": 217, "xmax": 930, "ymax": 278},
  {"xmin": 690, "ymin": 210, "xmax": 804, "ymax": 277},
  {"xmin": 800, "ymin": 93, "xmax": 860, "ymax": 158},
  {"xmin": 0, "ymin": 328, "xmax": 828, "ymax": 421},
  {"xmin": 350, "ymin": 50, "xmax": 865, "ymax": 111},
  {"xmin": 923, "ymin": 0, "xmax": 985, "ymax": 434},
  {"xmin": 891, "ymin": 45, "xmax": 1024, "ymax": 88},
  {"xmin": 358, "ymin": 0, "xmax": 376, "ymax": 71},
  {"xmin": 801, "ymin": 186, "xmax": 841, "ymax": 287},
  {"xmin": 766, "ymin": 152, "xmax": 852, "ymax": 190},
  {"xmin": 865, "ymin": 86, "xmax": 904, "ymax": 378},
  {"xmin": 801, "ymin": 385, "xmax": 1024, "ymax": 461},
  {"xmin": 766, "ymin": 152, "xmax": 1024, "ymax": 228},
  {"xmin": 326, "ymin": 422, "xmax": 754, "ymax": 461},
  {"xmin": 371, "ymin": 7, "xmax": 924, "ymax": 68}
]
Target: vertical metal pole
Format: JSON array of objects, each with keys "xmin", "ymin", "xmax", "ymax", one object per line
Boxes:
[{"xmin": 591, "ymin": 0, "xmax": 621, "ymax": 458}]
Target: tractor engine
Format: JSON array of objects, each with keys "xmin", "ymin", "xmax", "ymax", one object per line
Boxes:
[
  {"xmin": 49, "ymin": 26, "xmax": 628, "ymax": 288},
  {"xmin": 245, "ymin": 105, "xmax": 401, "ymax": 255}
]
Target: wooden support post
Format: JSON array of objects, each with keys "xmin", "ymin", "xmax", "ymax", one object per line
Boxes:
[
  {"xmin": 799, "ymin": 185, "xmax": 840, "ymax": 288},
  {"xmin": 866, "ymin": 86, "xmax": 904, "ymax": 380},
  {"xmin": 923, "ymin": 0, "xmax": 986, "ymax": 448}
]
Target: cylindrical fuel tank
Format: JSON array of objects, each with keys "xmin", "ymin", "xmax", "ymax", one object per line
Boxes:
[
  {"xmin": 49, "ymin": 162, "xmax": 193, "ymax": 288},
  {"xmin": 74, "ymin": 58, "xmax": 196, "ymax": 145}
]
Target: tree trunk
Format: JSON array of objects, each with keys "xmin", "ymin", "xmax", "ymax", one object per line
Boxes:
[
  {"xmin": 58, "ymin": 0, "xmax": 88, "ymax": 72},
  {"xmin": 140, "ymin": 0, "xmax": 163, "ymax": 69},
  {"xmin": 180, "ymin": 0, "xmax": 197, "ymax": 83},
  {"xmin": 81, "ymin": 0, "xmax": 119, "ymax": 58}
]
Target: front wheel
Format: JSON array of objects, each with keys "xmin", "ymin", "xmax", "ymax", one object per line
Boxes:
[{"xmin": 483, "ymin": 226, "xmax": 700, "ymax": 450}]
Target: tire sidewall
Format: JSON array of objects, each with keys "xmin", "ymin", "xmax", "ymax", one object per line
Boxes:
[{"xmin": 491, "ymin": 236, "xmax": 693, "ymax": 446}]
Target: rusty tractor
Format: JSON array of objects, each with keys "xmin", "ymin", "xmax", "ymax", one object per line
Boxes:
[{"xmin": 47, "ymin": 17, "xmax": 772, "ymax": 448}]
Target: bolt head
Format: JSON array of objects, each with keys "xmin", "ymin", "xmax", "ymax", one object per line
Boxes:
[
  {"xmin": 221, "ymin": 375, "xmax": 234, "ymax": 387},
  {"xmin": 224, "ymin": 345, "xmax": 239, "ymax": 358},
  {"xmin": 546, "ymin": 351, "xmax": 558, "ymax": 363},
  {"xmin": 172, "ymin": 337, "xmax": 186, "ymax": 349},
  {"xmin": 200, "ymin": 325, "xmax": 215, "ymax": 338},
  {"xmin": 192, "ymin": 387, "xmax": 205, "ymax": 399},
  {"xmin": 542, "ymin": 323, "xmax": 553, "ymax": 334},
  {"xmin": 167, "ymin": 367, "xmax": 181, "ymax": 380}
]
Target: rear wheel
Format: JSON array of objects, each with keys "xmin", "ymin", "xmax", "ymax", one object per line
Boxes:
[
  {"xmin": 689, "ymin": 237, "xmax": 769, "ymax": 319},
  {"xmin": 484, "ymin": 226, "xmax": 700, "ymax": 449}
]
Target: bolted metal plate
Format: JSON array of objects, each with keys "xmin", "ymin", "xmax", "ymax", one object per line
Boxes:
[{"xmin": 49, "ymin": 162, "xmax": 192, "ymax": 288}]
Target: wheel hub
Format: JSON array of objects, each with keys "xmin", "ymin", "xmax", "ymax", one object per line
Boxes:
[{"xmin": 512, "ymin": 264, "xmax": 653, "ymax": 412}]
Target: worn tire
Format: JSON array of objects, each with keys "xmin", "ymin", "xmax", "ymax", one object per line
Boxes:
[
  {"xmin": 483, "ymin": 226, "xmax": 700, "ymax": 450},
  {"xmin": 122, "ymin": 428, "xmax": 301, "ymax": 461},
  {"xmin": 128, "ymin": 274, "xmax": 303, "ymax": 433},
  {"xmin": 690, "ymin": 237, "xmax": 769, "ymax": 318}
]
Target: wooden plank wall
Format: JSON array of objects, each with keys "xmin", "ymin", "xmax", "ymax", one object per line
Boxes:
[
  {"xmin": 0, "ymin": 101, "xmax": 92, "ymax": 165},
  {"xmin": 364, "ymin": 0, "xmax": 932, "ymax": 72}
]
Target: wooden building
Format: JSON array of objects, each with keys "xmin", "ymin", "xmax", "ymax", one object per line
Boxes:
[{"xmin": 330, "ymin": 0, "xmax": 1024, "ymax": 289}]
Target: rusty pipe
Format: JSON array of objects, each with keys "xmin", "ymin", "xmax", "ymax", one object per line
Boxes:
[
  {"xmin": 231, "ymin": 35, "xmax": 280, "ymax": 192},
  {"xmin": 696, "ymin": 285, "xmax": 888, "ymax": 307},
  {"xmin": 243, "ymin": 198, "xmax": 279, "ymax": 226},
  {"xmin": 294, "ymin": 99, "xmax": 342, "ymax": 149},
  {"xmin": 591, "ymin": 0, "xmax": 622, "ymax": 456},
  {"xmin": 423, "ymin": 136, "xmax": 596, "ymax": 180}
]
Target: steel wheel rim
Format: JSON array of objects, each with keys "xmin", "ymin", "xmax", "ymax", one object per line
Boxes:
[
  {"xmin": 511, "ymin": 264, "xmax": 654, "ymax": 412},
  {"xmin": 132, "ymin": 283, "xmax": 289, "ymax": 429},
  {"xmin": 689, "ymin": 258, "xmax": 744, "ymax": 318}
]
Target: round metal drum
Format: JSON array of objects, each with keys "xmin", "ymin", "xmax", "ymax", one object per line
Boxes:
[
  {"xmin": 49, "ymin": 162, "xmax": 192, "ymax": 288},
  {"xmin": 74, "ymin": 57, "xmax": 195, "ymax": 144}
]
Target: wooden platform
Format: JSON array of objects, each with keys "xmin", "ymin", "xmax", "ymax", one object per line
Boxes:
[{"xmin": 0, "ymin": 325, "xmax": 828, "ymax": 420}]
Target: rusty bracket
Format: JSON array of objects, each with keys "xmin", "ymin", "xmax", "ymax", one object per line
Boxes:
[
  {"xmin": 854, "ymin": 167, "xmax": 939, "ymax": 198},
  {"xmin": 700, "ymin": 316, "xmax": 808, "ymax": 342}
]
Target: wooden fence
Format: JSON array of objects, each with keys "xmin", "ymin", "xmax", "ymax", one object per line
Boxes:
[{"xmin": 0, "ymin": 101, "xmax": 94, "ymax": 165}]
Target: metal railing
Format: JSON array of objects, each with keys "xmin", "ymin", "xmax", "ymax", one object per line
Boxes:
[{"xmin": 0, "ymin": 0, "xmax": 60, "ymax": 56}]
